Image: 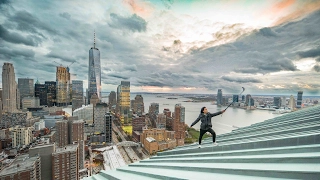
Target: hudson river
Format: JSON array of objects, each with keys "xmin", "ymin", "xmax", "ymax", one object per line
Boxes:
[{"xmin": 136, "ymin": 93, "xmax": 282, "ymax": 135}]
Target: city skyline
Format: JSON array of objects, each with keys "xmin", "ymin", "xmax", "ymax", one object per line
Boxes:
[{"xmin": 0, "ymin": 0, "xmax": 320, "ymax": 95}]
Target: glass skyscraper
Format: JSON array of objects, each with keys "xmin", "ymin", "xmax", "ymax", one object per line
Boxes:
[
  {"xmin": 88, "ymin": 32, "xmax": 101, "ymax": 104},
  {"xmin": 217, "ymin": 89, "xmax": 222, "ymax": 105},
  {"xmin": 297, "ymin": 91, "xmax": 303, "ymax": 108}
]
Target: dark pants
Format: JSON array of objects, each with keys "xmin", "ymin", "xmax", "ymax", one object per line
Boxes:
[{"xmin": 199, "ymin": 128, "xmax": 216, "ymax": 145}]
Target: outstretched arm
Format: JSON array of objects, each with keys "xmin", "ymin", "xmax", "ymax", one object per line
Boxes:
[
  {"xmin": 190, "ymin": 114, "xmax": 202, "ymax": 127},
  {"xmin": 209, "ymin": 110, "xmax": 225, "ymax": 117}
]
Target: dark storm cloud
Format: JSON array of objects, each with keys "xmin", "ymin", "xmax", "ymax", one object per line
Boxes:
[
  {"xmin": 0, "ymin": 0, "xmax": 10, "ymax": 6},
  {"xmin": 124, "ymin": 64, "xmax": 137, "ymax": 71},
  {"xmin": 0, "ymin": 47, "xmax": 35, "ymax": 59},
  {"xmin": 59, "ymin": 12, "xmax": 71, "ymax": 20},
  {"xmin": 316, "ymin": 57, "xmax": 320, "ymax": 62},
  {"xmin": 313, "ymin": 65, "xmax": 320, "ymax": 72},
  {"xmin": 109, "ymin": 13, "xmax": 147, "ymax": 32},
  {"xmin": 0, "ymin": 25, "xmax": 38, "ymax": 46},
  {"xmin": 221, "ymin": 76, "xmax": 262, "ymax": 83},
  {"xmin": 108, "ymin": 73, "xmax": 129, "ymax": 80},
  {"xmin": 297, "ymin": 47, "xmax": 320, "ymax": 58},
  {"xmin": 258, "ymin": 27, "xmax": 278, "ymax": 37},
  {"xmin": 9, "ymin": 10, "xmax": 58, "ymax": 35},
  {"xmin": 46, "ymin": 52, "xmax": 76, "ymax": 63}
]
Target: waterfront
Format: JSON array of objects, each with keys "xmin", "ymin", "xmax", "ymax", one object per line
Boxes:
[{"xmin": 132, "ymin": 93, "xmax": 282, "ymax": 135}]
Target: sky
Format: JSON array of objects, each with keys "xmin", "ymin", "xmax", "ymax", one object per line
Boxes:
[{"xmin": 1, "ymin": 0, "xmax": 320, "ymax": 96}]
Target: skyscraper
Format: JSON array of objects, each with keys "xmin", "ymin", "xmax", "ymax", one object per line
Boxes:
[
  {"xmin": 132, "ymin": 94, "xmax": 144, "ymax": 116},
  {"xmin": 108, "ymin": 91, "xmax": 116, "ymax": 110},
  {"xmin": 273, "ymin": 97, "xmax": 281, "ymax": 108},
  {"xmin": 297, "ymin": 91, "xmax": 303, "ymax": 108},
  {"xmin": 35, "ymin": 80, "xmax": 47, "ymax": 106},
  {"xmin": 88, "ymin": 32, "xmax": 101, "ymax": 103},
  {"xmin": 18, "ymin": 78, "xmax": 34, "ymax": 107},
  {"xmin": 289, "ymin": 95, "xmax": 296, "ymax": 110},
  {"xmin": 117, "ymin": 81, "xmax": 132, "ymax": 134},
  {"xmin": 105, "ymin": 112, "xmax": 113, "ymax": 144},
  {"xmin": 55, "ymin": 120, "xmax": 68, "ymax": 147},
  {"xmin": 72, "ymin": 80, "xmax": 84, "ymax": 111},
  {"xmin": 56, "ymin": 66, "xmax": 70, "ymax": 106},
  {"xmin": 45, "ymin": 81, "xmax": 56, "ymax": 107},
  {"xmin": 94, "ymin": 103, "xmax": 108, "ymax": 134},
  {"xmin": 173, "ymin": 104, "xmax": 185, "ymax": 141},
  {"xmin": 217, "ymin": 89, "xmax": 222, "ymax": 105},
  {"xmin": 2, "ymin": 63, "xmax": 17, "ymax": 113},
  {"xmin": 232, "ymin": 95, "xmax": 239, "ymax": 103}
]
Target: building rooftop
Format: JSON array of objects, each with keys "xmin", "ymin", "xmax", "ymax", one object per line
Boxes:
[
  {"xmin": 146, "ymin": 137, "xmax": 156, "ymax": 142},
  {"xmin": 0, "ymin": 154, "xmax": 39, "ymax": 176},
  {"xmin": 54, "ymin": 144, "xmax": 78, "ymax": 154},
  {"xmin": 84, "ymin": 105, "xmax": 320, "ymax": 180}
]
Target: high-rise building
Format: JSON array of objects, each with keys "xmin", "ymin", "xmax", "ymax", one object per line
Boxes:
[
  {"xmin": 108, "ymin": 91, "xmax": 116, "ymax": 110},
  {"xmin": 69, "ymin": 119, "xmax": 84, "ymax": 143},
  {"xmin": 88, "ymin": 32, "xmax": 101, "ymax": 103},
  {"xmin": 10, "ymin": 127, "xmax": 33, "ymax": 148},
  {"xmin": 232, "ymin": 95, "xmax": 239, "ymax": 103},
  {"xmin": 22, "ymin": 96, "xmax": 40, "ymax": 110},
  {"xmin": 94, "ymin": 103, "xmax": 108, "ymax": 134},
  {"xmin": 55, "ymin": 120, "xmax": 68, "ymax": 147},
  {"xmin": 173, "ymin": 104, "xmax": 185, "ymax": 145},
  {"xmin": 2, "ymin": 63, "xmax": 17, "ymax": 113},
  {"xmin": 118, "ymin": 81, "xmax": 132, "ymax": 133},
  {"xmin": 157, "ymin": 113, "xmax": 166, "ymax": 129},
  {"xmin": 132, "ymin": 116, "xmax": 146, "ymax": 131},
  {"xmin": 56, "ymin": 66, "xmax": 70, "ymax": 106},
  {"xmin": 0, "ymin": 154, "xmax": 41, "ymax": 180},
  {"xmin": 297, "ymin": 91, "xmax": 303, "ymax": 108},
  {"xmin": 52, "ymin": 144, "xmax": 79, "ymax": 180},
  {"xmin": 245, "ymin": 94, "xmax": 252, "ymax": 106},
  {"xmin": 132, "ymin": 95, "xmax": 144, "ymax": 116},
  {"xmin": 72, "ymin": 80, "xmax": 83, "ymax": 111},
  {"xmin": 289, "ymin": 95, "xmax": 296, "ymax": 110},
  {"xmin": 105, "ymin": 112, "xmax": 113, "ymax": 144},
  {"xmin": 149, "ymin": 103, "xmax": 159, "ymax": 115},
  {"xmin": 217, "ymin": 89, "xmax": 222, "ymax": 105},
  {"xmin": 45, "ymin": 81, "xmax": 56, "ymax": 107},
  {"xmin": 273, "ymin": 97, "xmax": 281, "ymax": 108},
  {"xmin": 35, "ymin": 81, "xmax": 47, "ymax": 106},
  {"xmin": 18, "ymin": 78, "xmax": 34, "ymax": 107},
  {"xmin": 29, "ymin": 144, "xmax": 55, "ymax": 180}
]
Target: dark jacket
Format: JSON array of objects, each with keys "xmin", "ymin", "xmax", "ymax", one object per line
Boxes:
[{"xmin": 191, "ymin": 111, "xmax": 223, "ymax": 130}]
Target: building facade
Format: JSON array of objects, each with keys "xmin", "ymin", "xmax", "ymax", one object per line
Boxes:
[
  {"xmin": 22, "ymin": 96, "xmax": 40, "ymax": 110},
  {"xmin": 55, "ymin": 120, "xmax": 68, "ymax": 147},
  {"xmin": 108, "ymin": 91, "xmax": 116, "ymax": 111},
  {"xmin": 45, "ymin": 81, "xmax": 57, "ymax": 107},
  {"xmin": 72, "ymin": 80, "xmax": 84, "ymax": 111},
  {"xmin": 117, "ymin": 81, "xmax": 132, "ymax": 134},
  {"xmin": 217, "ymin": 89, "xmax": 222, "ymax": 105},
  {"xmin": 88, "ymin": 32, "xmax": 101, "ymax": 103},
  {"xmin": 297, "ymin": 91, "xmax": 303, "ymax": 108},
  {"xmin": 94, "ymin": 103, "xmax": 108, "ymax": 134},
  {"xmin": 2, "ymin": 63, "xmax": 17, "ymax": 113},
  {"xmin": 56, "ymin": 66, "xmax": 70, "ymax": 106},
  {"xmin": 18, "ymin": 78, "xmax": 34, "ymax": 107}
]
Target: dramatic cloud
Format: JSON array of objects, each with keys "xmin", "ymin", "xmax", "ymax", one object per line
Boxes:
[
  {"xmin": 298, "ymin": 47, "xmax": 320, "ymax": 58},
  {"xmin": 221, "ymin": 76, "xmax": 262, "ymax": 83},
  {"xmin": 313, "ymin": 65, "xmax": 320, "ymax": 72},
  {"xmin": 109, "ymin": 13, "xmax": 147, "ymax": 32},
  {"xmin": 0, "ymin": 25, "xmax": 39, "ymax": 46}
]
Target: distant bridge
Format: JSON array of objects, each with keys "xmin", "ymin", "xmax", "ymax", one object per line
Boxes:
[{"xmin": 116, "ymin": 141, "xmax": 140, "ymax": 147}]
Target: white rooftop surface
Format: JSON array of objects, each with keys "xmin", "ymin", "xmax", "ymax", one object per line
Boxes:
[{"xmin": 102, "ymin": 145, "xmax": 126, "ymax": 171}]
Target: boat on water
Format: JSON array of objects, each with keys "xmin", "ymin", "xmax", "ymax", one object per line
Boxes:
[{"xmin": 167, "ymin": 97, "xmax": 178, "ymax": 99}]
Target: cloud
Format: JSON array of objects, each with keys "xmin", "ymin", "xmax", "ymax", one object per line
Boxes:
[
  {"xmin": 221, "ymin": 76, "xmax": 262, "ymax": 83},
  {"xmin": 59, "ymin": 12, "xmax": 71, "ymax": 20},
  {"xmin": 108, "ymin": 73, "xmax": 129, "ymax": 80},
  {"xmin": 109, "ymin": 13, "xmax": 147, "ymax": 32},
  {"xmin": 124, "ymin": 64, "xmax": 137, "ymax": 71},
  {"xmin": 0, "ymin": 47, "xmax": 35, "ymax": 59},
  {"xmin": 0, "ymin": 0, "xmax": 10, "ymax": 6},
  {"xmin": 9, "ymin": 10, "xmax": 58, "ymax": 35},
  {"xmin": 0, "ymin": 24, "xmax": 39, "ymax": 46},
  {"xmin": 313, "ymin": 65, "xmax": 320, "ymax": 72},
  {"xmin": 298, "ymin": 47, "xmax": 320, "ymax": 58},
  {"xmin": 46, "ymin": 52, "xmax": 76, "ymax": 63}
]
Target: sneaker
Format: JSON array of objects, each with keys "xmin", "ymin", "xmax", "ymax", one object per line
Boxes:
[
  {"xmin": 198, "ymin": 145, "xmax": 201, "ymax": 148},
  {"xmin": 213, "ymin": 142, "xmax": 218, "ymax": 146}
]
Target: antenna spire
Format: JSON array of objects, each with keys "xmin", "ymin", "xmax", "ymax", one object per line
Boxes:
[{"xmin": 94, "ymin": 30, "xmax": 96, "ymax": 49}]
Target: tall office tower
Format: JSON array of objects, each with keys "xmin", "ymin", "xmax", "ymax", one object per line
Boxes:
[
  {"xmin": 245, "ymin": 94, "xmax": 252, "ymax": 106},
  {"xmin": 69, "ymin": 120, "xmax": 84, "ymax": 144},
  {"xmin": 34, "ymin": 80, "xmax": 47, "ymax": 106},
  {"xmin": 45, "ymin": 81, "xmax": 56, "ymax": 107},
  {"xmin": 297, "ymin": 91, "xmax": 303, "ymax": 108},
  {"xmin": 149, "ymin": 103, "xmax": 159, "ymax": 115},
  {"xmin": 88, "ymin": 32, "xmax": 101, "ymax": 104},
  {"xmin": 105, "ymin": 112, "xmax": 113, "ymax": 144},
  {"xmin": 55, "ymin": 120, "xmax": 68, "ymax": 147},
  {"xmin": 281, "ymin": 96, "xmax": 287, "ymax": 107},
  {"xmin": 72, "ymin": 80, "xmax": 84, "ymax": 111},
  {"xmin": 118, "ymin": 81, "xmax": 131, "ymax": 125},
  {"xmin": 18, "ymin": 78, "xmax": 34, "ymax": 107},
  {"xmin": 232, "ymin": 95, "xmax": 239, "ymax": 103},
  {"xmin": 132, "ymin": 116, "xmax": 146, "ymax": 131},
  {"xmin": 273, "ymin": 97, "xmax": 281, "ymax": 108},
  {"xmin": 94, "ymin": 103, "xmax": 108, "ymax": 134},
  {"xmin": 173, "ymin": 104, "xmax": 185, "ymax": 140},
  {"xmin": 29, "ymin": 144, "xmax": 55, "ymax": 180},
  {"xmin": 2, "ymin": 63, "xmax": 17, "ymax": 113},
  {"xmin": 242, "ymin": 95, "xmax": 245, "ymax": 102},
  {"xmin": 217, "ymin": 89, "xmax": 222, "ymax": 105},
  {"xmin": 157, "ymin": 113, "xmax": 166, "ymax": 129},
  {"xmin": 56, "ymin": 66, "xmax": 70, "ymax": 106},
  {"xmin": 108, "ymin": 91, "xmax": 116, "ymax": 110},
  {"xmin": 289, "ymin": 95, "xmax": 296, "ymax": 110},
  {"xmin": 52, "ymin": 144, "xmax": 79, "ymax": 180},
  {"xmin": 132, "ymin": 94, "xmax": 144, "ymax": 116}
]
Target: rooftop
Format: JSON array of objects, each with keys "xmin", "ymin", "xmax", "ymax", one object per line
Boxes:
[
  {"xmin": 0, "ymin": 154, "xmax": 39, "ymax": 176},
  {"xmin": 84, "ymin": 105, "xmax": 320, "ymax": 180}
]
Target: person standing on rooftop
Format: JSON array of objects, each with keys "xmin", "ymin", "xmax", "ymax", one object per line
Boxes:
[{"xmin": 190, "ymin": 107, "xmax": 225, "ymax": 148}]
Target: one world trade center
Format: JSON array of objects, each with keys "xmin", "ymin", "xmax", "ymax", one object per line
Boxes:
[{"xmin": 88, "ymin": 32, "xmax": 101, "ymax": 103}]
